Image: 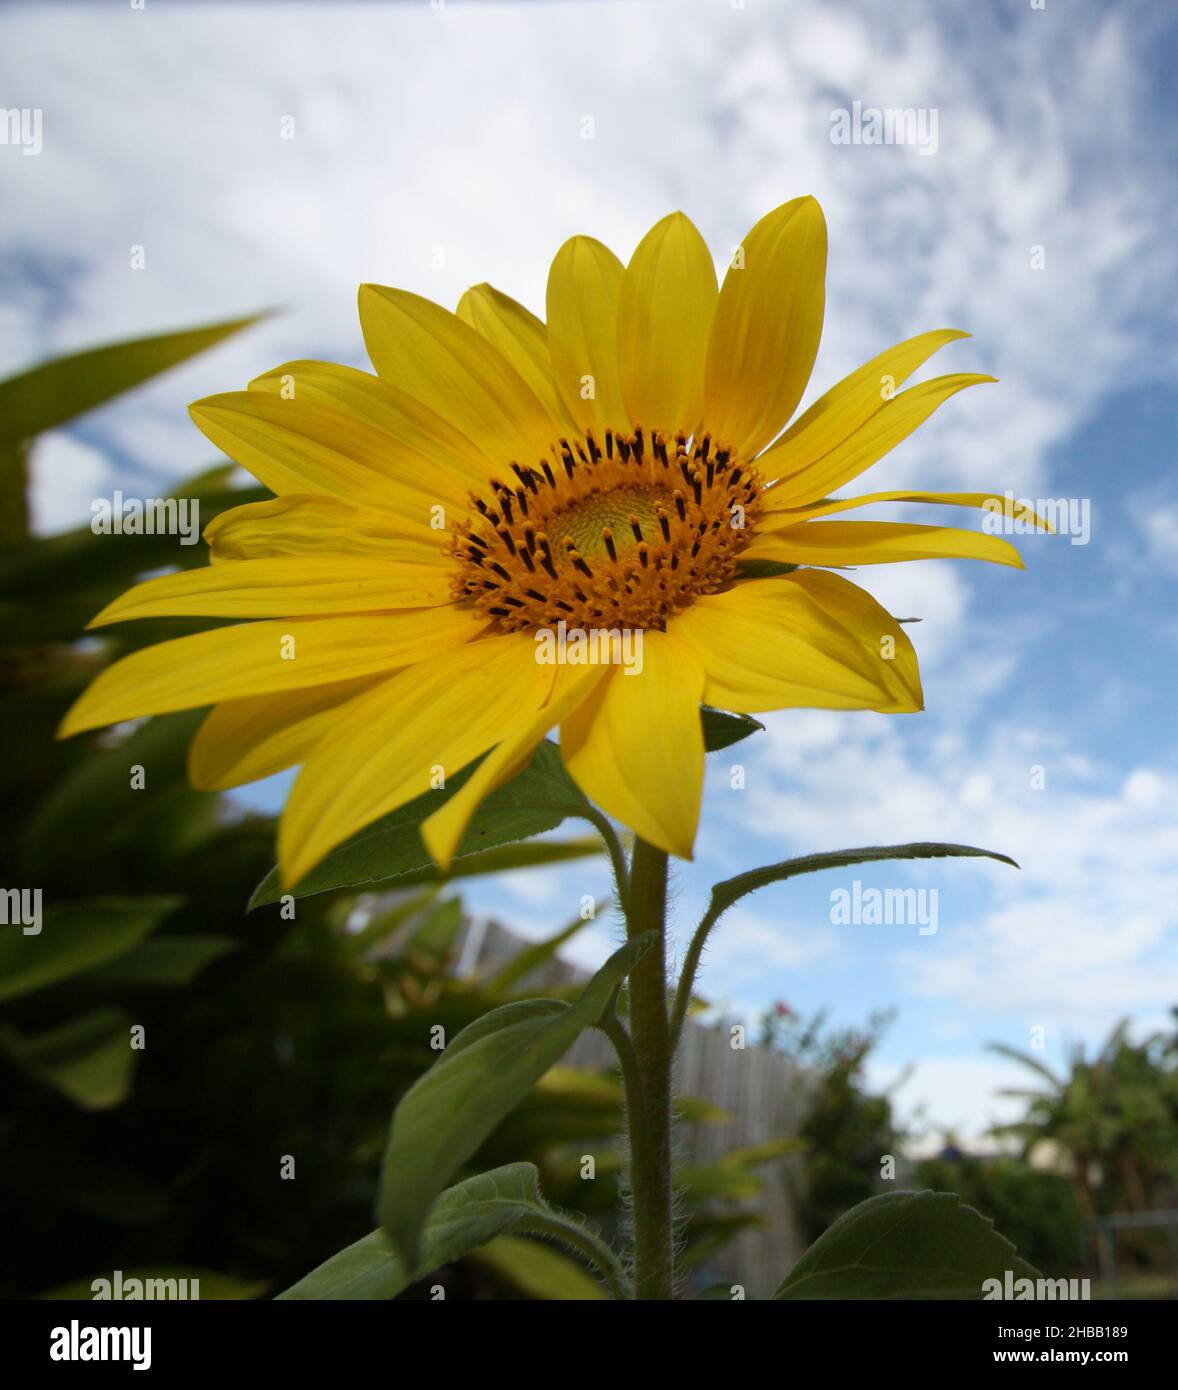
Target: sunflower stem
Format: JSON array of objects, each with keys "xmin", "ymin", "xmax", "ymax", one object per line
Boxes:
[{"xmin": 623, "ymin": 837, "xmax": 674, "ymax": 1300}]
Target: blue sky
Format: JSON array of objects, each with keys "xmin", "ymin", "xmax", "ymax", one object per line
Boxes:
[{"xmin": 4, "ymin": 0, "xmax": 1178, "ymax": 1140}]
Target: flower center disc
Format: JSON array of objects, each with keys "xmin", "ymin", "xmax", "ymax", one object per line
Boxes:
[{"xmin": 451, "ymin": 427, "xmax": 761, "ymax": 632}]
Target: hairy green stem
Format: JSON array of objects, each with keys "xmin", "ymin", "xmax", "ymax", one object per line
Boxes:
[
  {"xmin": 668, "ymin": 903, "xmax": 721, "ymax": 1051},
  {"xmin": 623, "ymin": 838, "xmax": 674, "ymax": 1299},
  {"xmin": 581, "ymin": 809, "xmax": 630, "ymax": 902},
  {"xmin": 522, "ymin": 1214, "xmax": 634, "ymax": 1301}
]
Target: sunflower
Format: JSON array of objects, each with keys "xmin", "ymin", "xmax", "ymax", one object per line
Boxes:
[{"xmin": 60, "ymin": 196, "xmax": 1038, "ymax": 884}]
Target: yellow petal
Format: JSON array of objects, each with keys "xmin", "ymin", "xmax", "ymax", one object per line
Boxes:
[
  {"xmin": 204, "ymin": 494, "xmax": 445, "ymax": 563},
  {"xmin": 760, "ymin": 489, "xmax": 1055, "ymax": 532},
  {"xmin": 617, "ymin": 212, "xmax": 718, "ymax": 434},
  {"xmin": 88, "ymin": 557, "xmax": 453, "ymax": 627},
  {"xmin": 755, "ymin": 329, "xmax": 969, "ymax": 483},
  {"xmin": 422, "ymin": 662, "xmax": 607, "ymax": 869},
  {"xmin": 759, "ymin": 373, "xmax": 995, "ymax": 508},
  {"xmin": 189, "ymin": 390, "xmax": 469, "ymax": 519},
  {"xmin": 545, "ymin": 235, "xmax": 629, "ymax": 438},
  {"xmin": 248, "ymin": 359, "xmax": 498, "ymax": 494},
  {"xmin": 279, "ymin": 634, "xmax": 552, "ymax": 887},
  {"xmin": 670, "ymin": 571, "xmax": 922, "ymax": 714},
  {"xmin": 745, "ymin": 520, "xmax": 1024, "ymax": 569},
  {"xmin": 189, "ymin": 676, "xmax": 384, "ymax": 791},
  {"xmin": 359, "ymin": 284, "xmax": 558, "ymax": 470},
  {"xmin": 58, "ymin": 607, "xmax": 485, "ymax": 736},
  {"xmin": 456, "ymin": 283, "xmax": 580, "ymax": 435},
  {"xmin": 561, "ymin": 631, "xmax": 705, "ymax": 860},
  {"xmin": 703, "ymin": 196, "xmax": 827, "ymax": 457}
]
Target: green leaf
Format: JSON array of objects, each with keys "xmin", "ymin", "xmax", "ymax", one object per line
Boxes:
[
  {"xmin": 774, "ymin": 1190, "xmax": 1042, "ymax": 1300},
  {"xmin": 250, "ymin": 739, "xmax": 593, "ymax": 907},
  {"xmin": 379, "ymin": 934, "xmax": 652, "ymax": 1267},
  {"xmin": 0, "ymin": 586, "xmax": 221, "ymax": 650},
  {"xmin": 341, "ymin": 889, "xmax": 439, "ymax": 959},
  {"xmin": 280, "ymin": 1163, "xmax": 623, "ymax": 1300},
  {"xmin": 382, "ymin": 835, "xmax": 604, "ymax": 892},
  {"xmin": 280, "ymin": 1165, "xmax": 542, "ymax": 1300},
  {"xmin": 484, "ymin": 908, "xmax": 603, "ymax": 995},
  {"xmin": 469, "ymin": 1234, "xmax": 609, "ymax": 1300},
  {"xmin": 22, "ymin": 710, "xmax": 209, "ymax": 878},
  {"xmin": 679, "ymin": 1137, "xmax": 806, "ymax": 1200},
  {"xmin": 0, "ymin": 312, "xmax": 267, "ymax": 448},
  {"xmin": 0, "ymin": 1008, "xmax": 137, "ymax": 1110},
  {"xmin": 701, "ymin": 706, "xmax": 765, "ymax": 752},
  {"xmin": 681, "ymin": 1213, "xmax": 765, "ymax": 1272},
  {"xmin": 0, "ymin": 897, "xmax": 180, "ymax": 1002},
  {"xmin": 705, "ymin": 841, "xmax": 1018, "ymax": 932},
  {"xmin": 0, "ymin": 441, "xmax": 29, "ymax": 545},
  {"xmin": 986, "ymin": 1041, "xmax": 1062, "ymax": 1087},
  {"xmin": 277, "ymin": 1231, "xmax": 403, "ymax": 1300},
  {"xmin": 403, "ymin": 897, "xmax": 465, "ymax": 958},
  {"xmin": 81, "ymin": 936, "xmax": 237, "ymax": 988},
  {"xmin": 677, "ymin": 1165, "xmax": 765, "ymax": 1203}
]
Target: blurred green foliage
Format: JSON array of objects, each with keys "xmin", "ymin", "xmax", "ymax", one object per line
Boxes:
[{"xmin": 989, "ymin": 1020, "xmax": 1178, "ymax": 1222}]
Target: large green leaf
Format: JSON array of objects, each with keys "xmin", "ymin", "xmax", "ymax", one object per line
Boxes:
[
  {"xmin": 280, "ymin": 1163, "xmax": 624, "ymax": 1300},
  {"xmin": 379, "ymin": 934, "xmax": 651, "ymax": 1266},
  {"xmin": 0, "ymin": 1008, "xmax": 137, "ymax": 1110},
  {"xmin": 250, "ymin": 739, "xmax": 594, "ymax": 907},
  {"xmin": 774, "ymin": 1190, "xmax": 1041, "ymax": 1300},
  {"xmin": 0, "ymin": 897, "xmax": 179, "ymax": 1002},
  {"xmin": 0, "ymin": 313, "xmax": 266, "ymax": 448}
]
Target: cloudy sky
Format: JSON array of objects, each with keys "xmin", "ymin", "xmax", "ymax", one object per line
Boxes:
[{"xmin": 5, "ymin": 0, "xmax": 1178, "ymax": 1140}]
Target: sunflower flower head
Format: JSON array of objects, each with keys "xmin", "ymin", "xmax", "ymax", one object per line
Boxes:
[
  {"xmin": 452, "ymin": 423, "xmax": 763, "ymax": 632},
  {"xmin": 61, "ymin": 197, "xmax": 1045, "ymax": 885}
]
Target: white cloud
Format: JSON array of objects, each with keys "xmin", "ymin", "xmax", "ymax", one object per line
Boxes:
[
  {"xmin": 872, "ymin": 1054, "xmax": 1028, "ymax": 1149},
  {"xmin": 735, "ymin": 704, "xmax": 1178, "ymax": 1031},
  {"xmin": 28, "ymin": 432, "xmax": 115, "ymax": 534},
  {"xmin": 1134, "ymin": 496, "xmax": 1178, "ymax": 575},
  {"xmin": 3, "ymin": 0, "xmax": 1174, "ymax": 524},
  {"xmin": 686, "ymin": 904, "xmax": 841, "ymax": 980}
]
